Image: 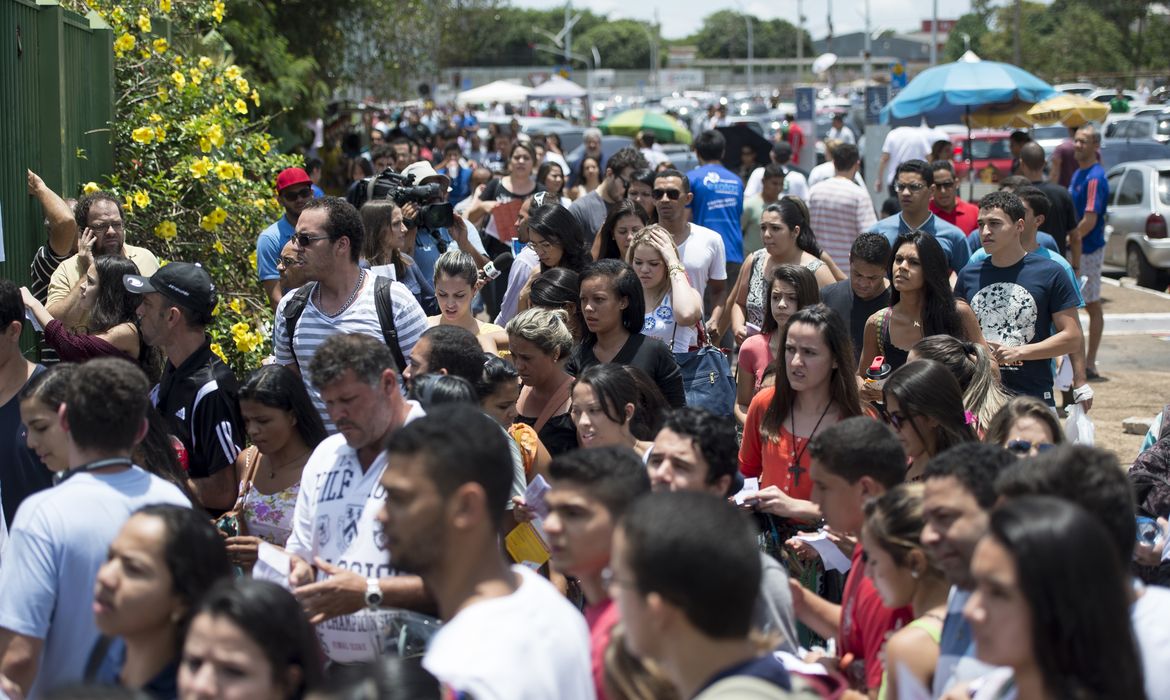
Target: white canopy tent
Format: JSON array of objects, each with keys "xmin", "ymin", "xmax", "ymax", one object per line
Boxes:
[
  {"xmin": 456, "ymin": 80, "xmax": 532, "ymax": 106},
  {"xmin": 528, "ymin": 75, "xmax": 587, "ymax": 99}
]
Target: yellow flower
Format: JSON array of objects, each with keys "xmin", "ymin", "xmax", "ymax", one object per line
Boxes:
[
  {"xmin": 82, "ymin": 182, "xmax": 100, "ymax": 195},
  {"xmin": 188, "ymin": 68, "xmax": 204, "ymax": 86},
  {"xmin": 190, "ymin": 157, "xmax": 212, "ymax": 178},
  {"xmin": 172, "ymin": 55, "xmax": 183, "ymax": 66},
  {"xmin": 153, "ymin": 221, "xmax": 178, "ymax": 241},
  {"xmin": 159, "ymin": 0, "xmax": 172, "ymax": 13},
  {"xmin": 210, "ymin": 206, "xmax": 228, "ymax": 225},
  {"xmin": 230, "ymin": 321, "xmax": 250, "ymax": 337},
  {"xmin": 153, "ymin": 126, "xmax": 167, "ymax": 142},
  {"xmin": 250, "ymin": 89, "xmax": 260, "ymax": 107},
  {"xmin": 214, "ymin": 161, "xmax": 235, "ymax": 179},
  {"xmin": 234, "ymin": 77, "xmax": 249, "ymax": 94},
  {"xmin": 199, "ymin": 215, "xmax": 218, "ymax": 232},
  {"xmin": 132, "ymin": 190, "xmax": 151, "ymax": 209},
  {"xmin": 199, "ymin": 137, "xmax": 212, "ymax": 153},
  {"xmin": 152, "ymin": 38, "xmax": 168, "ymax": 54},
  {"xmin": 212, "ymin": 304, "xmax": 222, "ymax": 317},
  {"xmin": 156, "ymin": 85, "xmax": 169, "ymax": 102},
  {"xmin": 205, "ymin": 124, "xmax": 224, "ymax": 148},
  {"xmin": 225, "ymin": 65, "xmax": 242, "ymax": 81},
  {"xmin": 255, "ymin": 138, "xmax": 271, "ymax": 154},
  {"xmin": 123, "ymin": 198, "xmax": 134, "ymax": 215},
  {"xmin": 113, "ymin": 33, "xmax": 135, "ymax": 57},
  {"xmin": 131, "ymin": 126, "xmax": 155, "ymax": 144},
  {"xmin": 212, "ymin": 76, "xmax": 224, "ymax": 87},
  {"xmin": 232, "ymin": 163, "xmax": 244, "ymax": 179},
  {"xmin": 139, "ymin": 49, "xmax": 151, "ymax": 60},
  {"xmin": 212, "ymin": 0, "xmax": 225, "ymax": 23},
  {"xmin": 170, "ymin": 70, "xmax": 186, "ymax": 89},
  {"xmin": 148, "ymin": 112, "xmax": 162, "ymax": 122},
  {"xmin": 228, "ymin": 298, "xmax": 244, "ymax": 314},
  {"xmin": 136, "ymin": 13, "xmax": 151, "ymax": 33},
  {"xmin": 213, "ymin": 239, "xmax": 226, "ymax": 255},
  {"xmin": 111, "ymin": 7, "xmax": 126, "ymax": 24},
  {"xmin": 198, "ymin": 57, "xmax": 213, "ymax": 70},
  {"xmin": 209, "ymin": 343, "xmax": 227, "ymax": 363},
  {"xmin": 248, "ymin": 250, "xmax": 258, "ymax": 271},
  {"xmin": 233, "ymin": 99, "xmax": 248, "ymax": 115}
]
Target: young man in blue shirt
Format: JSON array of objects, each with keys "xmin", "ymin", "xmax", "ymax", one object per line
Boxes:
[
  {"xmin": 688, "ymin": 130, "xmax": 745, "ymax": 290},
  {"xmin": 1068, "ymin": 125, "xmax": 1109, "ymax": 379},
  {"xmin": 871, "ymin": 160, "xmax": 970, "ymax": 274},
  {"xmin": 257, "ymin": 168, "xmax": 314, "ymax": 308}
]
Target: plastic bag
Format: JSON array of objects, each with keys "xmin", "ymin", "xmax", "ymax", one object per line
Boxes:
[{"xmin": 1065, "ymin": 403, "xmax": 1095, "ymax": 445}]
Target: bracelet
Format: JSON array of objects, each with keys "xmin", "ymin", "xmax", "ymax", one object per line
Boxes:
[
  {"xmin": 1073, "ymin": 384, "xmax": 1094, "ymax": 403},
  {"xmin": 668, "ymin": 264, "xmax": 686, "ymax": 278}
]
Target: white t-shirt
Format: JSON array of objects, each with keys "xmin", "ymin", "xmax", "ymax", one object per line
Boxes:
[
  {"xmin": 423, "ymin": 565, "xmax": 594, "ymax": 700},
  {"xmin": 880, "ymin": 127, "xmax": 932, "ymax": 187},
  {"xmin": 1133, "ymin": 583, "xmax": 1170, "ymax": 700},
  {"xmin": 643, "ymin": 292, "xmax": 697, "ymax": 353},
  {"xmin": 273, "ymin": 276, "xmax": 427, "ymax": 431},
  {"xmin": 676, "ymin": 223, "xmax": 727, "ymax": 299},
  {"xmin": 0, "ymin": 467, "xmax": 189, "ymax": 698},
  {"xmin": 285, "ymin": 412, "xmax": 424, "ymax": 664},
  {"xmin": 807, "ymin": 161, "xmax": 865, "ymax": 189},
  {"xmin": 745, "ymin": 166, "xmax": 810, "ymax": 201}
]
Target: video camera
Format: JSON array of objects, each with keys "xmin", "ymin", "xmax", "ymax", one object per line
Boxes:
[{"xmin": 346, "ymin": 169, "xmax": 455, "ymax": 231}]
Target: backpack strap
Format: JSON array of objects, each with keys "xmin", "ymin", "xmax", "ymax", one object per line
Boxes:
[
  {"xmin": 373, "ymin": 276, "xmax": 406, "ymax": 372},
  {"xmin": 281, "ymin": 284, "xmax": 315, "ymax": 369}
]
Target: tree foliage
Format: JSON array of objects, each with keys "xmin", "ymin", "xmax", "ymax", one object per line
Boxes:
[{"xmin": 692, "ymin": 11, "xmax": 811, "ymax": 60}]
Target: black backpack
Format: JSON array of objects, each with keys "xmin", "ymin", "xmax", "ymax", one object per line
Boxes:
[
  {"xmin": 1129, "ymin": 403, "xmax": 1170, "ymax": 519},
  {"xmin": 282, "ymin": 276, "xmax": 405, "ymax": 371}
]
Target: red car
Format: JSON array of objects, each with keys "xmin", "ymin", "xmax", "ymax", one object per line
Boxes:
[{"xmin": 950, "ymin": 131, "xmax": 1013, "ymax": 183}]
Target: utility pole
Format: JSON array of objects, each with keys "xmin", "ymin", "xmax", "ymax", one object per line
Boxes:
[
  {"xmin": 796, "ymin": 0, "xmax": 805, "ymax": 80},
  {"xmin": 564, "ymin": 2, "xmax": 572, "ymax": 68},
  {"xmin": 930, "ymin": 0, "xmax": 938, "ymax": 65},
  {"xmin": 653, "ymin": 9, "xmax": 662, "ymax": 98},
  {"xmin": 1012, "ymin": 0, "xmax": 1022, "ymax": 65},
  {"xmin": 746, "ymin": 14, "xmax": 754, "ymax": 91},
  {"xmin": 863, "ymin": 0, "xmax": 872, "ymax": 85}
]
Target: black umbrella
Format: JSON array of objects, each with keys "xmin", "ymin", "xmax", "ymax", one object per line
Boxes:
[{"xmin": 717, "ymin": 125, "xmax": 773, "ymax": 171}]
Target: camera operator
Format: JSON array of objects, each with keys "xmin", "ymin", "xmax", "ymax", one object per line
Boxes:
[{"xmin": 397, "ymin": 162, "xmax": 489, "ymax": 283}]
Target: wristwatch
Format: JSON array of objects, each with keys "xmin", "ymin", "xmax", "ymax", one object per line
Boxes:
[{"xmin": 365, "ymin": 578, "xmax": 383, "ymax": 610}]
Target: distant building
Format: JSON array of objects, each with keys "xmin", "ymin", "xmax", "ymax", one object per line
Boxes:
[{"xmin": 812, "ymin": 31, "xmax": 935, "ymax": 67}]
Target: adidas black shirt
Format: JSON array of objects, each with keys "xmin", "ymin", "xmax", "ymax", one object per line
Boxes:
[{"xmin": 152, "ymin": 340, "xmax": 243, "ymax": 478}]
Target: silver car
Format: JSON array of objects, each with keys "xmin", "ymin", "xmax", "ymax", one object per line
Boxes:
[{"xmin": 1103, "ymin": 160, "xmax": 1170, "ymax": 289}]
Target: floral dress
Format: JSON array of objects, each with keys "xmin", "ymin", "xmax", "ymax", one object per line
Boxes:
[{"xmin": 237, "ymin": 445, "xmax": 301, "ymax": 547}]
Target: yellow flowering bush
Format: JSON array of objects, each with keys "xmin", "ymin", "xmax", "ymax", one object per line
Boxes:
[{"xmin": 71, "ymin": 0, "xmax": 299, "ymax": 373}]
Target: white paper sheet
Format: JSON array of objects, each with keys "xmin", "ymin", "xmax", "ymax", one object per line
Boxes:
[
  {"xmin": 253, "ymin": 541, "xmax": 293, "ymax": 589},
  {"xmin": 794, "ymin": 530, "xmax": 853, "ymax": 573}
]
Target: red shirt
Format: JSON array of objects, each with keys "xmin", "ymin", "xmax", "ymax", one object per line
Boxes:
[
  {"xmin": 839, "ymin": 545, "xmax": 914, "ymax": 692},
  {"xmin": 930, "ymin": 197, "xmax": 980, "ymax": 237},
  {"xmin": 585, "ymin": 598, "xmax": 621, "ymax": 700},
  {"xmin": 787, "ymin": 123, "xmax": 806, "ymax": 165}
]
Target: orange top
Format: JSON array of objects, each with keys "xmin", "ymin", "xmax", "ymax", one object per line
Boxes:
[{"xmin": 738, "ymin": 387, "xmax": 815, "ymax": 501}]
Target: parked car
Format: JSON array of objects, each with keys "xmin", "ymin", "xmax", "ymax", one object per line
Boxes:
[
  {"xmin": 1099, "ymin": 137, "xmax": 1170, "ymax": 171},
  {"xmin": 1055, "ymin": 82, "xmax": 1098, "ymax": 96},
  {"xmin": 1103, "ymin": 159, "xmax": 1170, "ymax": 289},
  {"xmin": 1106, "ymin": 117, "xmax": 1158, "ymax": 141},
  {"xmin": 1086, "ymin": 89, "xmax": 1144, "ymax": 107},
  {"xmin": 950, "ymin": 131, "xmax": 1013, "ymax": 182}
]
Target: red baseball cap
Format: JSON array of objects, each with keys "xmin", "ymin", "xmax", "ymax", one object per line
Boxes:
[{"xmin": 275, "ymin": 167, "xmax": 311, "ymax": 192}]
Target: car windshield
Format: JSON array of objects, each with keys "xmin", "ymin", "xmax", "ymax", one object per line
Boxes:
[
  {"xmin": 969, "ymin": 138, "xmax": 1011, "ymax": 159},
  {"xmin": 1159, "ymin": 172, "xmax": 1170, "ymax": 206}
]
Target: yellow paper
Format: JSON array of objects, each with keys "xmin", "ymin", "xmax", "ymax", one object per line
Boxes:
[{"xmin": 506, "ymin": 521, "xmax": 550, "ymax": 566}]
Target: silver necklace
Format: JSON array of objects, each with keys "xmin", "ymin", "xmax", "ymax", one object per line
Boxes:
[{"xmin": 316, "ymin": 269, "xmax": 365, "ymax": 318}]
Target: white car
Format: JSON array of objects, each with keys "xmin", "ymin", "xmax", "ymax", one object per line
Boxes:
[{"xmin": 1103, "ymin": 159, "xmax": 1170, "ymax": 289}]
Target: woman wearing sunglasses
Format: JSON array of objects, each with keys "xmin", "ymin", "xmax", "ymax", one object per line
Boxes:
[
  {"xmin": 882, "ymin": 359, "xmax": 977, "ymax": 481},
  {"xmin": 858, "ymin": 231, "xmax": 987, "ymax": 402},
  {"xmin": 983, "ymin": 395, "xmax": 1064, "ymax": 458}
]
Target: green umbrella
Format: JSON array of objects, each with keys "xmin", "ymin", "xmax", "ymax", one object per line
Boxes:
[{"xmin": 598, "ymin": 109, "xmax": 692, "ymax": 145}]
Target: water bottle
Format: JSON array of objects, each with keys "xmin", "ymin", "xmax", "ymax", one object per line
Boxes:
[{"xmin": 865, "ymin": 356, "xmax": 892, "ymax": 390}]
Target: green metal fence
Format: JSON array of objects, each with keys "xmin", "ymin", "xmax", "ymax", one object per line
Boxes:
[{"xmin": 0, "ymin": 0, "xmax": 113, "ymax": 289}]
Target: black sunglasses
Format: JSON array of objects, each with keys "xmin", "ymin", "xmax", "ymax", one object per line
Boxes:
[
  {"xmin": 294, "ymin": 233, "xmax": 330, "ymax": 247},
  {"xmin": 652, "ymin": 188, "xmax": 682, "ymax": 201},
  {"xmin": 282, "ymin": 187, "xmax": 313, "ymax": 201},
  {"xmin": 1006, "ymin": 440, "xmax": 1055, "ymax": 455}
]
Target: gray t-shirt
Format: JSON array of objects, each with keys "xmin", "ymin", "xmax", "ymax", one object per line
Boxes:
[
  {"xmin": 568, "ymin": 190, "xmax": 608, "ymax": 247},
  {"xmin": 756, "ymin": 552, "xmax": 799, "ymax": 653}
]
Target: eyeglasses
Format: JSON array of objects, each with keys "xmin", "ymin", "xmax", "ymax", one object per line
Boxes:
[
  {"xmin": 600, "ymin": 567, "xmax": 637, "ymax": 592},
  {"xmin": 895, "ymin": 182, "xmax": 928, "ymax": 193},
  {"xmin": 89, "ymin": 222, "xmax": 124, "ymax": 234},
  {"xmin": 281, "ymin": 188, "xmax": 313, "ymax": 201},
  {"xmin": 1006, "ymin": 440, "xmax": 1055, "ymax": 455},
  {"xmin": 278, "ymin": 256, "xmax": 305, "ymax": 268},
  {"xmin": 293, "ymin": 233, "xmax": 330, "ymax": 247},
  {"xmin": 933, "ymin": 181, "xmax": 956, "ymax": 190},
  {"xmin": 878, "ymin": 405, "xmax": 909, "ymax": 430},
  {"xmin": 652, "ymin": 188, "xmax": 682, "ymax": 201},
  {"xmin": 526, "ymin": 239, "xmax": 558, "ymax": 252}
]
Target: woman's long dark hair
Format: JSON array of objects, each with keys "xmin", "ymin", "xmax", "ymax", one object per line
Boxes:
[
  {"xmin": 767, "ymin": 196, "xmax": 823, "ymax": 258},
  {"xmin": 598, "ymin": 199, "xmax": 650, "ymax": 261},
  {"xmin": 577, "ymin": 154, "xmax": 601, "ymax": 187},
  {"xmin": 527, "ymin": 202, "xmax": 589, "ymax": 273},
  {"xmin": 188, "ymin": 579, "xmax": 323, "ymax": 698},
  {"xmin": 987, "ymin": 497, "xmax": 1147, "ymax": 700},
  {"xmin": 239, "ymin": 365, "xmax": 329, "ymax": 450},
  {"xmin": 890, "ymin": 231, "xmax": 966, "ymax": 339},
  {"xmin": 579, "ymin": 259, "xmax": 645, "ymax": 343},
  {"xmin": 883, "ymin": 359, "xmax": 976, "ymax": 459},
  {"xmin": 133, "ymin": 504, "xmax": 232, "ymax": 653},
  {"xmin": 529, "ymin": 267, "xmax": 584, "ymax": 340},
  {"xmin": 759, "ymin": 264, "xmax": 821, "ymax": 336},
  {"xmin": 88, "ymin": 255, "xmax": 142, "ymax": 333},
  {"xmin": 136, "ymin": 406, "xmax": 198, "ymax": 503},
  {"xmin": 359, "ymin": 200, "xmax": 406, "ymax": 276},
  {"xmin": 760, "ymin": 304, "xmax": 861, "ymax": 439},
  {"xmin": 536, "ymin": 161, "xmax": 565, "ymax": 197}
]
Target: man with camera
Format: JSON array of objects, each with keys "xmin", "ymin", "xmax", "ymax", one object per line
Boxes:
[{"xmin": 396, "ymin": 161, "xmax": 489, "ymax": 283}]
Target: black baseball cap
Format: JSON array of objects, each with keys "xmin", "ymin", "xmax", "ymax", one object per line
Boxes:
[{"xmin": 123, "ymin": 262, "xmax": 217, "ymax": 317}]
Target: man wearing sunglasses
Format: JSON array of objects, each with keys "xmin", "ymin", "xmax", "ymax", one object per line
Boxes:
[
  {"xmin": 651, "ymin": 169, "xmax": 727, "ymax": 314},
  {"xmin": 258, "ymin": 167, "xmax": 317, "ymax": 309},
  {"xmin": 870, "ymin": 160, "xmax": 971, "ymax": 274},
  {"xmin": 927, "ymin": 160, "xmax": 979, "ymax": 238}
]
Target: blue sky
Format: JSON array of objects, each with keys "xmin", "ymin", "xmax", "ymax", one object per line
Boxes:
[{"xmin": 510, "ymin": 0, "xmax": 977, "ymax": 42}]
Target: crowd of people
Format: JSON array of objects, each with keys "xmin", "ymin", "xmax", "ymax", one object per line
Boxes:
[{"xmin": 1, "ymin": 104, "xmax": 1167, "ymax": 700}]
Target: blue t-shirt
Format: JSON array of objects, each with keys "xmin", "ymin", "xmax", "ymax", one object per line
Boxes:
[
  {"xmin": 411, "ymin": 219, "xmax": 487, "ymax": 285},
  {"xmin": 968, "ymin": 245, "xmax": 1083, "ymax": 307},
  {"xmin": 688, "ymin": 164, "xmax": 746, "ymax": 264},
  {"xmin": 256, "ymin": 215, "xmax": 295, "ymax": 282},
  {"xmin": 967, "ymin": 228, "xmax": 1059, "ymax": 255},
  {"xmin": 954, "ymin": 252, "xmax": 1080, "ymax": 405},
  {"xmin": 438, "ymin": 165, "xmax": 473, "ymax": 204},
  {"xmin": 0, "ymin": 468, "xmax": 190, "ymax": 698},
  {"xmin": 871, "ymin": 213, "xmax": 971, "ymax": 273},
  {"xmin": 1069, "ymin": 163, "xmax": 1109, "ymax": 254}
]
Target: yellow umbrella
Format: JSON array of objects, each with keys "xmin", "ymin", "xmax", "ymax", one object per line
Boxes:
[
  {"xmin": 964, "ymin": 103, "xmax": 1036, "ymax": 129},
  {"xmin": 1026, "ymin": 93, "xmax": 1109, "ymax": 127}
]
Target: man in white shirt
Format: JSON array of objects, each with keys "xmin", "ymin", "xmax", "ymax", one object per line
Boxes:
[
  {"xmin": 744, "ymin": 142, "xmax": 809, "ymax": 201},
  {"xmin": 0, "ymin": 359, "xmax": 190, "ymax": 698},
  {"xmin": 827, "ymin": 113, "xmax": 856, "ymax": 145},
  {"xmin": 379, "ymin": 404, "xmax": 593, "ymax": 700},
  {"xmin": 874, "ymin": 126, "xmax": 932, "ymax": 196},
  {"xmin": 651, "ymin": 170, "xmax": 726, "ymax": 326},
  {"xmin": 285, "ymin": 333, "xmax": 431, "ymax": 665}
]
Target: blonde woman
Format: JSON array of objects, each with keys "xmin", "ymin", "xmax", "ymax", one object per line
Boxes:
[
  {"xmin": 506, "ymin": 307, "xmax": 578, "ymax": 456},
  {"xmin": 624, "ymin": 225, "xmax": 702, "ymax": 353}
]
